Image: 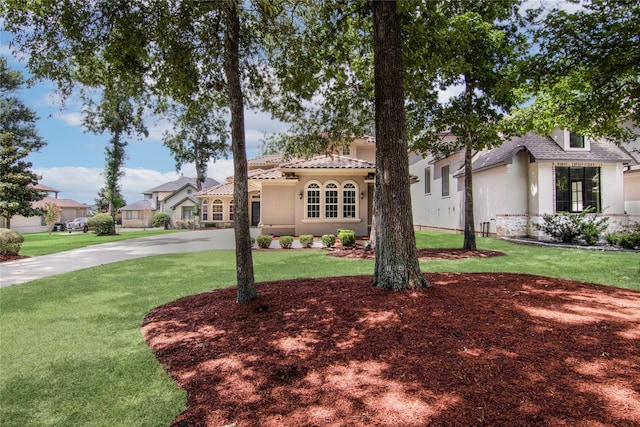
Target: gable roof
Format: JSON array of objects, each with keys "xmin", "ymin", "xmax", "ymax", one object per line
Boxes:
[
  {"xmin": 195, "ymin": 181, "xmax": 261, "ymax": 197},
  {"xmin": 33, "ymin": 196, "xmax": 88, "ymax": 209},
  {"xmin": 143, "ymin": 176, "xmax": 220, "ymax": 194},
  {"xmin": 120, "ymin": 199, "xmax": 155, "ymax": 211},
  {"xmin": 472, "ymin": 133, "xmax": 632, "ymax": 173},
  {"xmin": 280, "ymin": 155, "xmax": 375, "ymax": 170}
]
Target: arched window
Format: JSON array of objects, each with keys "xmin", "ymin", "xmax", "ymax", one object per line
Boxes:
[
  {"xmin": 306, "ymin": 183, "xmax": 320, "ymax": 218},
  {"xmin": 343, "ymin": 183, "xmax": 357, "ymax": 218},
  {"xmin": 212, "ymin": 199, "xmax": 223, "ymax": 221},
  {"xmin": 325, "ymin": 182, "xmax": 338, "ymax": 218},
  {"xmin": 229, "ymin": 199, "xmax": 234, "ymax": 221},
  {"xmin": 201, "ymin": 201, "xmax": 209, "ymax": 221}
]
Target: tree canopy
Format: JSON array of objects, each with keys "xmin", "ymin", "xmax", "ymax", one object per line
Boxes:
[{"xmin": 510, "ymin": 0, "xmax": 640, "ymax": 142}]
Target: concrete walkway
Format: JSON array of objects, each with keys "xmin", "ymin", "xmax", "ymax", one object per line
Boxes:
[{"xmin": 1, "ymin": 229, "xmax": 317, "ymax": 288}]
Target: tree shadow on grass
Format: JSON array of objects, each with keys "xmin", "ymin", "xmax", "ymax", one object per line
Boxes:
[{"xmin": 143, "ymin": 273, "xmax": 640, "ymax": 426}]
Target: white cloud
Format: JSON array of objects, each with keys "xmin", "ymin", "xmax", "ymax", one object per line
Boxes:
[{"xmin": 33, "ymin": 166, "xmax": 182, "ymax": 206}]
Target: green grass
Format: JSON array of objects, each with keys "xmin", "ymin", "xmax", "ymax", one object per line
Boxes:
[
  {"xmin": 1, "ymin": 231, "xmax": 638, "ymax": 426},
  {"xmin": 19, "ymin": 229, "xmax": 185, "ymax": 256},
  {"xmin": 415, "ymin": 232, "xmax": 640, "ymax": 291}
]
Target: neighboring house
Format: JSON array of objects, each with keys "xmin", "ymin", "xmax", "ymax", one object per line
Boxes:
[
  {"xmin": 1, "ymin": 183, "xmax": 90, "ymax": 233},
  {"xmin": 410, "ymin": 129, "xmax": 636, "ymax": 238},
  {"xmin": 195, "ymin": 136, "xmax": 377, "ymax": 236},
  {"xmin": 620, "ymin": 127, "xmax": 640, "ymax": 215},
  {"xmin": 121, "ymin": 176, "xmax": 219, "ymax": 228},
  {"xmin": 119, "ymin": 199, "xmax": 155, "ymax": 228}
]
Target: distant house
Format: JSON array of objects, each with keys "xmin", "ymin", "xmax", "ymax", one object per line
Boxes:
[
  {"xmin": 410, "ymin": 128, "xmax": 636, "ymax": 238},
  {"xmin": 1, "ymin": 183, "xmax": 90, "ymax": 233},
  {"xmin": 620, "ymin": 129, "xmax": 640, "ymax": 215},
  {"xmin": 120, "ymin": 176, "xmax": 219, "ymax": 228},
  {"xmin": 195, "ymin": 136, "xmax": 376, "ymax": 236}
]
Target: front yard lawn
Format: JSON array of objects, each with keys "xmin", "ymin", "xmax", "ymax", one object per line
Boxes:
[{"xmin": 0, "ymin": 232, "xmax": 638, "ymax": 426}]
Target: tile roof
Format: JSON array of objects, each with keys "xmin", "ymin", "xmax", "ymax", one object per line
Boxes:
[
  {"xmin": 247, "ymin": 154, "xmax": 289, "ymax": 166},
  {"xmin": 249, "ymin": 169, "xmax": 285, "ymax": 180},
  {"xmin": 280, "ymin": 155, "xmax": 375, "ymax": 170},
  {"xmin": 472, "ymin": 133, "xmax": 632, "ymax": 172},
  {"xmin": 195, "ymin": 183, "xmax": 235, "ymax": 197}
]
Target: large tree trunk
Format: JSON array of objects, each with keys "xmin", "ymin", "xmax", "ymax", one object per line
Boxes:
[
  {"xmin": 371, "ymin": 0, "xmax": 428, "ymax": 291},
  {"xmin": 224, "ymin": 2, "xmax": 258, "ymax": 303},
  {"xmin": 463, "ymin": 76, "xmax": 476, "ymax": 250}
]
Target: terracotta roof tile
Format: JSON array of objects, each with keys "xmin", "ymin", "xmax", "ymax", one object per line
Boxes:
[{"xmin": 280, "ymin": 155, "xmax": 375, "ymax": 169}]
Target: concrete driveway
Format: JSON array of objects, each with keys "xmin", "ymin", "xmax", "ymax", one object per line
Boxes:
[{"xmin": 0, "ymin": 228, "xmax": 292, "ymax": 288}]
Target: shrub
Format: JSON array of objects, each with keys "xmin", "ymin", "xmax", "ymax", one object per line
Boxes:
[
  {"xmin": 0, "ymin": 228, "xmax": 24, "ymax": 255},
  {"xmin": 174, "ymin": 219, "xmax": 195, "ymax": 229},
  {"xmin": 604, "ymin": 232, "xmax": 620, "ymax": 247},
  {"xmin": 152, "ymin": 212, "xmax": 171, "ymax": 229},
  {"xmin": 257, "ymin": 235, "xmax": 273, "ymax": 249},
  {"xmin": 338, "ymin": 229, "xmax": 356, "ymax": 247},
  {"xmin": 533, "ymin": 208, "xmax": 608, "ymax": 244},
  {"xmin": 250, "ymin": 237, "xmax": 256, "ymax": 247},
  {"xmin": 298, "ymin": 234, "xmax": 314, "ymax": 248},
  {"xmin": 87, "ymin": 213, "xmax": 115, "ymax": 236},
  {"xmin": 279, "ymin": 235, "xmax": 294, "ymax": 249},
  {"xmin": 322, "ymin": 234, "xmax": 336, "ymax": 247},
  {"xmin": 618, "ymin": 222, "xmax": 640, "ymax": 249}
]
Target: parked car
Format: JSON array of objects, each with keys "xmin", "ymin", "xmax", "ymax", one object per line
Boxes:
[{"xmin": 66, "ymin": 217, "xmax": 89, "ymax": 233}]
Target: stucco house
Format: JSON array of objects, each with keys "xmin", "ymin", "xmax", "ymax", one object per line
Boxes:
[
  {"xmin": 195, "ymin": 136, "xmax": 377, "ymax": 236},
  {"xmin": 410, "ymin": 129, "xmax": 637, "ymax": 238},
  {"xmin": 1, "ymin": 183, "xmax": 90, "ymax": 233},
  {"xmin": 121, "ymin": 176, "xmax": 219, "ymax": 228}
]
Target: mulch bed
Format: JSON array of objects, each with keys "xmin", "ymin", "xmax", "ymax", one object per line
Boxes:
[
  {"xmin": 143, "ymin": 269, "xmax": 640, "ymax": 426},
  {"xmin": 0, "ymin": 254, "xmax": 28, "ymax": 263},
  {"xmin": 326, "ymin": 246, "xmax": 506, "ymax": 261}
]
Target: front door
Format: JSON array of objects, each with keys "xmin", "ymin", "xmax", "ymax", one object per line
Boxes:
[{"xmin": 251, "ymin": 202, "xmax": 260, "ymax": 227}]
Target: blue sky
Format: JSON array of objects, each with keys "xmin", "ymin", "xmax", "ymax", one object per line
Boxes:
[{"xmin": 1, "ymin": 31, "xmax": 289, "ymax": 206}]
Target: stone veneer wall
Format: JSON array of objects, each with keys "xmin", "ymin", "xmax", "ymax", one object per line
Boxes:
[{"xmin": 495, "ymin": 213, "xmax": 640, "ymax": 239}]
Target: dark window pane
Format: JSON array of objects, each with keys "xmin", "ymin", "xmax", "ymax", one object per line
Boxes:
[{"xmin": 555, "ymin": 167, "xmax": 570, "ymax": 212}]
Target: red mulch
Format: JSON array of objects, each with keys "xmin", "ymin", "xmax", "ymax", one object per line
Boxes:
[
  {"xmin": 143, "ymin": 255, "xmax": 640, "ymax": 427},
  {"xmin": 326, "ymin": 246, "xmax": 507, "ymax": 261},
  {"xmin": 0, "ymin": 254, "xmax": 28, "ymax": 263}
]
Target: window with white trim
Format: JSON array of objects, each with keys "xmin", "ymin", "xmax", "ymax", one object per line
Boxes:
[
  {"xmin": 229, "ymin": 199, "xmax": 234, "ymax": 221},
  {"xmin": 306, "ymin": 183, "xmax": 321, "ymax": 218},
  {"xmin": 441, "ymin": 165, "xmax": 450, "ymax": 197},
  {"xmin": 212, "ymin": 199, "xmax": 223, "ymax": 221},
  {"xmin": 343, "ymin": 183, "xmax": 356, "ymax": 218},
  {"xmin": 325, "ymin": 183, "xmax": 338, "ymax": 218},
  {"xmin": 424, "ymin": 167, "xmax": 431, "ymax": 194},
  {"xmin": 201, "ymin": 201, "xmax": 208, "ymax": 221},
  {"xmin": 304, "ymin": 180, "xmax": 359, "ymax": 220}
]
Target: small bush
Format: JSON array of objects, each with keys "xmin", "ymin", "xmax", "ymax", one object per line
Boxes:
[
  {"xmin": 533, "ymin": 208, "xmax": 608, "ymax": 244},
  {"xmin": 152, "ymin": 212, "xmax": 171, "ymax": 229},
  {"xmin": 257, "ymin": 235, "xmax": 273, "ymax": 249},
  {"xmin": 279, "ymin": 235, "xmax": 294, "ymax": 249},
  {"xmin": 87, "ymin": 213, "xmax": 115, "ymax": 236},
  {"xmin": 618, "ymin": 223, "xmax": 640, "ymax": 249},
  {"xmin": 0, "ymin": 228, "xmax": 24, "ymax": 255},
  {"xmin": 322, "ymin": 234, "xmax": 336, "ymax": 247},
  {"xmin": 299, "ymin": 234, "xmax": 314, "ymax": 248},
  {"xmin": 250, "ymin": 237, "xmax": 256, "ymax": 247},
  {"xmin": 338, "ymin": 229, "xmax": 356, "ymax": 247},
  {"xmin": 174, "ymin": 219, "xmax": 195, "ymax": 229},
  {"xmin": 604, "ymin": 232, "xmax": 620, "ymax": 247}
]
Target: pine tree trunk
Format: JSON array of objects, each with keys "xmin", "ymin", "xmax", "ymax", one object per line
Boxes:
[
  {"xmin": 371, "ymin": 0, "xmax": 428, "ymax": 291},
  {"xmin": 224, "ymin": 1, "xmax": 258, "ymax": 303},
  {"xmin": 463, "ymin": 77, "xmax": 476, "ymax": 250}
]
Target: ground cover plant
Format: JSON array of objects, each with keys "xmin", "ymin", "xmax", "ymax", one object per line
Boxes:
[{"xmin": 0, "ymin": 232, "xmax": 639, "ymax": 426}]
